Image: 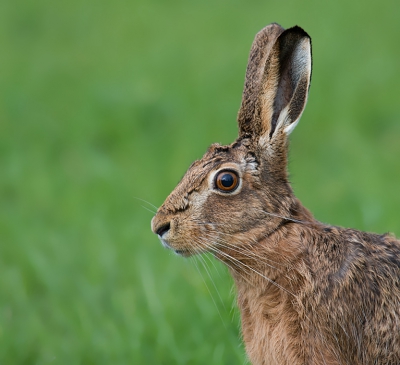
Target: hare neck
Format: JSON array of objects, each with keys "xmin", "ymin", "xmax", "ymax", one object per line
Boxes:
[
  {"xmin": 230, "ymin": 220, "xmax": 310, "ymax": 295},
  {"xmin": 227, "ymin": 198, "xmax": 315, "ymax": 290},
  {"xmin": 228, "ymin": 205, "xmax": 316, "ymax": 365}
]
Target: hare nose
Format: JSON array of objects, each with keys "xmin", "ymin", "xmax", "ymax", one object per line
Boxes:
[{"xmin": 155, "ymin": 222, "xmax": 171, "ymax": 237}]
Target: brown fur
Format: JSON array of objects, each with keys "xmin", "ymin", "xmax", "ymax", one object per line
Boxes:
[{"xmin": 151, "ymin": 23, "xmax": 400, "ymax": 364}]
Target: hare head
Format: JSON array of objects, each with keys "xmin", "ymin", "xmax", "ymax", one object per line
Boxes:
[{"xmin": 151, "ymin": 23, "xmax": 312, "ymax": 259}]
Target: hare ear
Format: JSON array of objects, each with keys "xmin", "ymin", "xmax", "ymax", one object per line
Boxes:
[{"xmin": 238, "ymin": 25, "xmax": 312, "ymax": 140}]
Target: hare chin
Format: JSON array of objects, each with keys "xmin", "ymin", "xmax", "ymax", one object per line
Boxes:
[{"xmin": 158, "ymin": 237, "xmax": 193, "ymax": 257}]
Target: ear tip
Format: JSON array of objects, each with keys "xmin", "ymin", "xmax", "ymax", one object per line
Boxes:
[
  {"xmin": 284, "ymin": 25, "xmax": 311, "ymax": 42},
  {"xmin": 262, "ymin": 22, "xmax": 284, "ymax": 31},
  {"xmin": 268, "ymin": 22, "xmax": 284, "ymax": 29},
  {"xmin": 253, "ymin": 24, "xmax": 311, "ymax": 45},
  {"xmin": 254, "ymin": 23, "xmax": 285, "ymax": 41}
]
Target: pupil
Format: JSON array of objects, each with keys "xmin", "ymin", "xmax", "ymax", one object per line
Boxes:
[{"xmin": 221, "ymin": 174, "xmax": 234, "ymax": 187}]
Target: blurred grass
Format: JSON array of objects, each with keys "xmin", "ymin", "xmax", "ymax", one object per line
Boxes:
[{"xmin": 0, "ymin": 0, "xmax": 399, "ymax": 363}]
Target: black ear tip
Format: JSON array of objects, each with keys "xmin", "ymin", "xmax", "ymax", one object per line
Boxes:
[{"xmin": 284, "ymin": 25, "xmax": 311, "ymax": 40}]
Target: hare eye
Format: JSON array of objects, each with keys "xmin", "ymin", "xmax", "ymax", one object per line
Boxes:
[{"xmin": 215, "ymin": 170, "xmax": 239, "ymax": 192}]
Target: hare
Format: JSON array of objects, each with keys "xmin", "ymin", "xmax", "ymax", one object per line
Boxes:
[{"xmin": 151, "ymin": 23, "xmax": 400, "ymax": 365}]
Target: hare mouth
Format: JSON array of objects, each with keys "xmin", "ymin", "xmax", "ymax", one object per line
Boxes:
[
  {"xmin": 159, "ymin": 237, "xmax": 172, "ymax": 249},
  {"xmin": 159, "ymin": 237, "xmax": 192, "ymax": 256}
]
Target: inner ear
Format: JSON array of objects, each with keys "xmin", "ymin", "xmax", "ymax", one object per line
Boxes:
[
  {"xmin": 270, "ymin": 48, "xmax": 293, "ymax": 136},
  {"xmin": 270, "ymin": 33, "xmax": 311, "ymax": 137}
]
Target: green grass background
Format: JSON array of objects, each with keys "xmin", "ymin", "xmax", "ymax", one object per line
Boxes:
[{"xmin": 1, "ymin": 0, "xmax": 400, "ymax": 363}]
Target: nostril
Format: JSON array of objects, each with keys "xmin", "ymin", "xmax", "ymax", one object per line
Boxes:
[{"xmin": 156, "ymin": 222, "xmax": 170, "ymax": 237}]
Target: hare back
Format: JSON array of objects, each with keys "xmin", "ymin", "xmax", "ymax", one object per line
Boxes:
[
  {"xmin": 308, "ymin": 226, "xmax": 400, "ymax": 363},
  {"xmin": 236, "ymin": 223, "xmax": 400, "ymax": 365}
]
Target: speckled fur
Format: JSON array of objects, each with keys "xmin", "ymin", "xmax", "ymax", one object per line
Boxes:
[{"xmin": 151, "ymin": 23, "xmax": 400, "ymax": 364}]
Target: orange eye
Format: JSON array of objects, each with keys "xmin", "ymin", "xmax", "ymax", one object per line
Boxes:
[{"xmin": 215, "ymin": 170, "xmax": 239, "ymax": 192}]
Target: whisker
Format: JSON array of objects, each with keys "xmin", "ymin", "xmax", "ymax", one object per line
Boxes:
[
  {"xmin": 133, "ymin": 196, "xmax": 159, "ymax": 210},
  {"xmin": 194, "ymin": 222, "xmax": 228, "ymax": 227},
  {"xmin": 217, "ymin": 243, "xmax": 281, "ymax": 273},
  {"xmin": 195, "ymin": 237, "xmax": 251, "ymax": 283},
  {"xmin": 203, "ymin": 252, "xmax": 224, "ymax": 280},
  {"xmin": 141, "ymin": 205, "xmax": 157, "ymax": 214},
  {"xmin": 206, "ymin": 244, "xmax": 294, "ymax": 297},
  {"xmin": 204, "ymin": 236, "xmax": 279, "ymax": 271},
  {"xmin": 182, "ymin": 219, "xmax": 295, "ymax": 295},
  {"xmin": 211, "ymin": 248, "xmax": 294, "ymax": 296},
  {"xmin": 189, "ymin": 217, "xmax": 298, "ymax": 270},
  {"xmin": 182, "ymin": 220, "xmax": 288, "ymax": 272},
  {"xmin": 256, "ymin": 208, "xmax": 311, "ymax": 225},
  {"xmin": 197, "ymin": 251, "xmax": 228, "ymax": 313},
  {"xmin": 199, "ymin": 229, "xmax": 285, "ymax": 270},
  {"xmin": 190, "ymin": 243, "xmax": 227, "ymax": 329}
]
